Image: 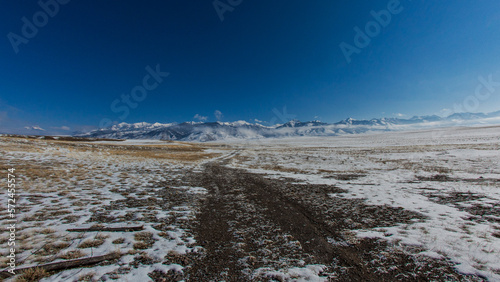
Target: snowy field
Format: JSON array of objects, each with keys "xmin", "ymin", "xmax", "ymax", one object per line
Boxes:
[
  {"xmin": 0, "ymin": 138, "xmax": 224, "ymax": 281},
  {"xmin": 225, "ymin": 126, "xmax": 500, "ymax": 280},
  {"xmin": 0, "ymin": 125, "xmax": 499, "ymax": 281}
]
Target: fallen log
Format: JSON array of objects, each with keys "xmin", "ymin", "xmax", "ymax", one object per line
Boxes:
[
  {"xmin": 66, "ymin": 225, "xmax": 143, "ymax": 232},
  {"xmin": 0, "ymin": 252, "xmax": 122, "ymax": 277}
]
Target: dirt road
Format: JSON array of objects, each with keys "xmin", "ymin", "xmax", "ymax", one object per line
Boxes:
[{"xmin": 179, "ymin": 159, "xmax": 482, "ymax": 281}]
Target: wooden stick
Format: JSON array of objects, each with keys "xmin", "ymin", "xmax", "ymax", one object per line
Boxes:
[
  {"xmin": 66, "ymin": 225, "xmax": 144, "ymax": 232},
  {"xmin": 1, "ymin": 252, "xmax": 122, "ymax": 277}
]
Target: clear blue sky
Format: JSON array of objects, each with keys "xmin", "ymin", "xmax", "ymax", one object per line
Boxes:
[{"xmin": 1, "ymin": 0, "xmax": 500, "ymax": 134}]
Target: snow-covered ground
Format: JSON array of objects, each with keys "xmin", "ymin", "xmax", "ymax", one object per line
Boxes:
[
  {"xmin": 0, "ymin": 125, "xmax": 499, "ymax": 280},
  {"xmin": 226, "ymin": 125, "xmax": 500, "ymax": 280},
  {"xmin": 0, "ymin": 138, "xmax": 221, "ymax": 281}
]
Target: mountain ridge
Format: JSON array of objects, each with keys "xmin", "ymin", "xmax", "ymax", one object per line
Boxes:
[{"xmin": 76, "ymin": 111, "xmax": 500, "ymax": 141}]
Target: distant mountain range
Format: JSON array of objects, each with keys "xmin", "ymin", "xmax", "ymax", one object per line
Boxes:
[{"xmin": 77, "ymin": 111, "xmax": 500, "ymax": 142}]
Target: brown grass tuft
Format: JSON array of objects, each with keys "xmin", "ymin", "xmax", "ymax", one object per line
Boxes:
[
  {"xmin": 78, "ymin": 239, "xmax": 104, "ymax": 249},
  {"xmin": 77, "ymin": 272, "xmax": 96, "ymax": 281},
  {"xmin": 59, "ymin": 249, "xmax": 86, "ymax": 260},
  {"xmin": 39, "ymin": 228, "xmax": 56, "ymax": 234},
  {"xmin": 133, "ymin": 242, "xmax": 150, "ymax": 250},
  {"xmin": 37, "ymin": 242, "xmax": 70, "ymax": 256},
  {"xmin": 15, "ymin": 267, "xmax": 49, "ymax": 282},
  {"xmin": 112, "ymin": 238, "xmax": 125, "ymax": 244},
  {"xmin": 134, "ymin": 231, "xmax": 153, "ymax": 242}
]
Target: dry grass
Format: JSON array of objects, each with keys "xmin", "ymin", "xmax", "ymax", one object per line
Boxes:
[
  {"xmin": 37, "ymin": 242, "xmax": 70, "ymax": 256},
  {"xmin": 94, "ymin": 234, "xmax": 109, "ymax": 240},
  {"xmin": 422, "ymin": 165, "xmax": 452, "ymax": 174},
  {"xmin": 62, "ymin": 215, "xmax": 81, "ymax": 223},
  {"xmin": 133, "ymin": 231, "xmax": 155, "ymax": 250},
  {"xmin": 134, "ymin": 231, "xmax": 153, "ymax": 242},
  {"xmin": 78, "ymin": 239, "xmax": 105, "ymax": 249},
  {"xmin": 15, "ymin": 267, "xmax": 49, "ymax": 282},
  {"xmin": 255, "ymin": 164, "xmax": 309, "ymax": 174},
  {"xmin": 59, "ymin": 249, "xmax": 86, "ymax": 260},
  {"xmin": 68, "ymin": 139, "xmax": 220, "ymax": 162},
  {"xmin": 1, "ymin": 135, "xmax": 222, "ymax": 167},
  {"xmin": 39, "ymin": 228, "xmax": 56, "ymax": 234},
  {"xmin": 77, "ymin": 272, "xmax": 96, "ymax": 281},
  {"xmin": 58, "ymin": 190, "xmax": 70, "ymax": 196},
  {"xmin": 0, "ymin": 136, "xmax": 219, "ymax": 279},
  {"xmin": 112, "ymin": 238, "xmax": 125, "ymax": 244},
  {"xmin": 158, "ymin": 232, "xmax": 174, "ymax": 240},
  {"xmin": 133, "ymin": 242, "xmax": 150, "ymax": 250}
]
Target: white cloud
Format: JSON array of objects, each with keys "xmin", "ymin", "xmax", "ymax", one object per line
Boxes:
[
  {"xmin": 24, "ymin": 125, "xmax": 45, "ymax": 131},
  {"xmin": 394, "ymin": 113, "xmax": 406, "ymax": 117},
  {"xmin": 214, "ymin": 110, "xmax": 223, "ymax": 121},
  {"xmin": 193, "ymin": 114, "xmax": 207, "ymax": 121},
  {"xmin": 438, "ymin": 108, "xmax": 453, "ymax": 117},
  {"xmin": 254, "ymin": 119, "xmax": 264, "ymax": 123},
  {"xmin": 52, "ymin": 126, "xmax": 71, "ymax": 131},
  {"xmin": 74, "ymin": 125, "xmax": 98, "ymax": 134}
]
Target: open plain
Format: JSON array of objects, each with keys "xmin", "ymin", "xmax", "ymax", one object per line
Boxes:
[{"xmin": 0, "ymin": 126, "xmax": 499, "ymax": 281}]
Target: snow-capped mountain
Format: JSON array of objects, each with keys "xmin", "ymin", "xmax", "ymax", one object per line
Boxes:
[{"xmin": 77, "ymin": 111, "xmax": 500, "ymax": 141}]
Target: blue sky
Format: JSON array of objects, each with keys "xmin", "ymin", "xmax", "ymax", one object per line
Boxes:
[{"xmin": 1, "ymin": 0, "xmax": 500, "ymax": 134}]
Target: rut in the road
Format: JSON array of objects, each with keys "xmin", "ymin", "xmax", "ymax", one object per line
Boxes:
[
  {"xmin": 179, "ymin": 162, "xmax": 486, "ymax": 282},
  {"xmin": 186, "ymin": 163, "xmax": 375, "ymax": 281}
]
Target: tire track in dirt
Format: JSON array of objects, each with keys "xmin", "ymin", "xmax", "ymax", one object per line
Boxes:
[
  {"xmin": 186, "ymin": 162, "xmax": 374, "ymax": 281},
  {"xmin": 236, "ymin": 165, "xmax": 372, "ymax": 279},
  {"xmin": 182, "ymin": 158, "xmax": 485, "ymax": 281},
  {"xmin": 186, "ymin": 167, "xmax": 247, "ymax": 281}
]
